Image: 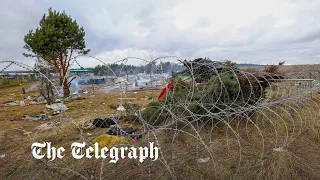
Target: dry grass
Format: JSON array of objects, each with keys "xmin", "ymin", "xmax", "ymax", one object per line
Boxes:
[{"xmin": 241, "ymin": 64, "xmax": 320, "ymax": 79}]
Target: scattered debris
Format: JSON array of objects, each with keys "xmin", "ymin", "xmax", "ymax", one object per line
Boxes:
[
  {"xmin": 46, "ymin": 103, "xmax": 68, "ymax": 111},
  {"xmin": 21, "ymin": 114, "xmax": 50, "ymax": 121},
  {"xmin": 92, "ymin": 134, "xmax": 129, "ymax": 149},
  {"xmin": 72, "ymin": 89, "xmax": 88, "ymax": 94},
  {"xmin": 20, "ymin": 101, "xmax": 25, "ymax": 106},
  {"xmin": 23, "ymin": 132, "xmax": 32, "ymax": 136},
  {"xmin": 197, "ymin": 157, "xmax": 210, "ymax": 164},
  {"xmin": 52, "ymin": 111, "xmax": 60, "ymax": 115},
  {"xmin": 29, "ymin": 101, "xmax": 37, "ymax": 105},
  {"xmin": 273, "ymin": 147, "xmax": 285, "ymax": 152},
  {"xmin": 107, "ymin": 126, "xmax": 136, "ymax": 135},
  {"xmin": 0, "ymin": 154, "xmax": 5, "ymax": 159},
  {"xmin": 86, "ymin": 133, "xmax": 92, "ymax": 136},
  {"xmin": 116, "ymin": 105, "xmax": 125, "ymax": 111},
  {"xmin": 107, "ymin": 126, "xmax": 143, "ymax": 140},
  {"xmin": 92, "ymin": 117, "xmax": 118, "ymax": 128},
  {"xmin": 3, "ymin": 100, "xmax": 16, "ymax": 106},
  {"xmin": 36, "ymin": 96, "xmax": 46, "ymax": 103}
]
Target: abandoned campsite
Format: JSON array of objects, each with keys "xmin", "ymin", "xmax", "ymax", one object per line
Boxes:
[{"xmin": 1, "ymin": 4, "xmax": 320, "ymax": 180}]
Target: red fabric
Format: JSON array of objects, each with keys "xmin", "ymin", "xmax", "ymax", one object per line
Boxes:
[
  {"xmin": 158, "ymin": 87, "xmax": 167, "ymax": 100},
  {"xmin": 167, "ymin": 83, "xmax": 174, "ymax": 90},
  {"xmin": 158, "ymin": 83, "xmax": 174, "ymax": 100}
]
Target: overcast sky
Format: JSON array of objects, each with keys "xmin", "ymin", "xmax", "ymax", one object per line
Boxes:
[{"xmin": 1, "ymin": 0, "xmax": 320, "ymax": 69}]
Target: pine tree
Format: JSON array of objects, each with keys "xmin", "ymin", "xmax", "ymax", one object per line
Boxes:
[{"xmin": 23, "ymin": 8, "xmax": 90, "ymax": 97}]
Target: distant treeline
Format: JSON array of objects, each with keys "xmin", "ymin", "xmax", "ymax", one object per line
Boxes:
[
  {"xmin": 91, "ymin": 62, "xmax": 184, "ymax": 76},
  {"xmin": 90, "ymin": 60, "xmax": 263, "ymax": 76}
]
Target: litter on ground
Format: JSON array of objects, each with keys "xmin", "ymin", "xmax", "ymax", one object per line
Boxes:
[
  {"xmin": 23, "ymin": 132, "xmax": 32, "ymax": 135},
  {"xmin": 107, "ymin": 126, "xmax": 143, "ymax": 140},
  {"xmin": 3, "ymin": 100, "xmax": 16, "ymax": 106},
  {"xmin": 273, "ymin": 147, "xmax": 285, "ymax": 152},
  {"xmin": 92, "ymin": 134, "xmax": 129, "ymax": 149},
  {"xmin": 20, "ymin": 101, "xmax": 25, "ymax": 106},
  {"xmin": 46, "ymin": 103, "xmax": 68, "ymax": 111},
  {"xmin": 72, "ymin": 89, "xmax": 88, "ymax": 94},
  {"xmin": 21, "ymin": 114, "xmax": 50, "ymax": 121},
  {"xmin": 92, "ymin": 117, "xmax": 118, "ymax": 128},
  {"xmin": 116, "ymin": 105, "xmax": 125, "ymax": 111},
  {"xmin": 197, "ymin": 157, "xmax": 210, "ymax": 163}
]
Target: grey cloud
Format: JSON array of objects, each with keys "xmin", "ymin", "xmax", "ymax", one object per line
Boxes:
[
  {"xmin": 295, "ymin": 28, "xmax": 320, "ymax": 43},
  {"xmin": 195, "ymin": 17, "xmax": 211, "ymax": 28},
  {"xmin": 1, "ymin": 0, "xmax": 320, "ymax": 69}
]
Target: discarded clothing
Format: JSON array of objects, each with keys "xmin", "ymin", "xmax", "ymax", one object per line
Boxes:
[
  {"xmin": 91, "ymin": 134, "xmax": 129, "ymax": 154},
  {"xmin": 21, "ymin": 114, "xmax": 50, "ymax": 121},
  {"xmin": 107, "ymin": 126, "xmax": 136, "ymax": 136},
  {"xmin": 36, "ymin": 96, "xmax": 46, "ymax": 102},
  {"xmin": 3, "ymin": 100, "xmax": 16, "ymax": 105},
  {"xmin": 92, "ymin": 134, "xmax": 129, "ymax": 149},
  {"xmin": 3, "ymin": 100, "xmax": 14, "ymax": 104},
  {"xmin": 92, "ymin": 117, "xmax": 118, "ymax": 128}
]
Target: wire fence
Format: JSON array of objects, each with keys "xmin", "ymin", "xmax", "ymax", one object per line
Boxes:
[{"xmin": 0, "ymin": 57, "xmax": 320, "ymax": 179}]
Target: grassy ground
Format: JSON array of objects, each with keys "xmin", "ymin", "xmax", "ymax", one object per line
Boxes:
[
  {"xmin": 1, "ymin": 73, "xmax": 320, "ymax": 179},
  {"xmin": 241, "ymin": 64, "xmax": 320, "ymax": 79},
  {"xmin": 0, "ymin": 83, "xmax": 163, "ymax": 179},
  {"xmin": 0, "ymin": 79, "xmax": 33, "ymax": 89}
]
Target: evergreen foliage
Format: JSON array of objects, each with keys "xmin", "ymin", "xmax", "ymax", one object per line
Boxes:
[{"xmin": 23, "ymin": 8, "xmax": 90, "ymax": 97}]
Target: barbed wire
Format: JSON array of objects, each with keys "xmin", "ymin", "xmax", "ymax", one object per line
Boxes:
[{"xmin": 0, "ymin": 57, "xmax": 320, "ymax": 179}]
